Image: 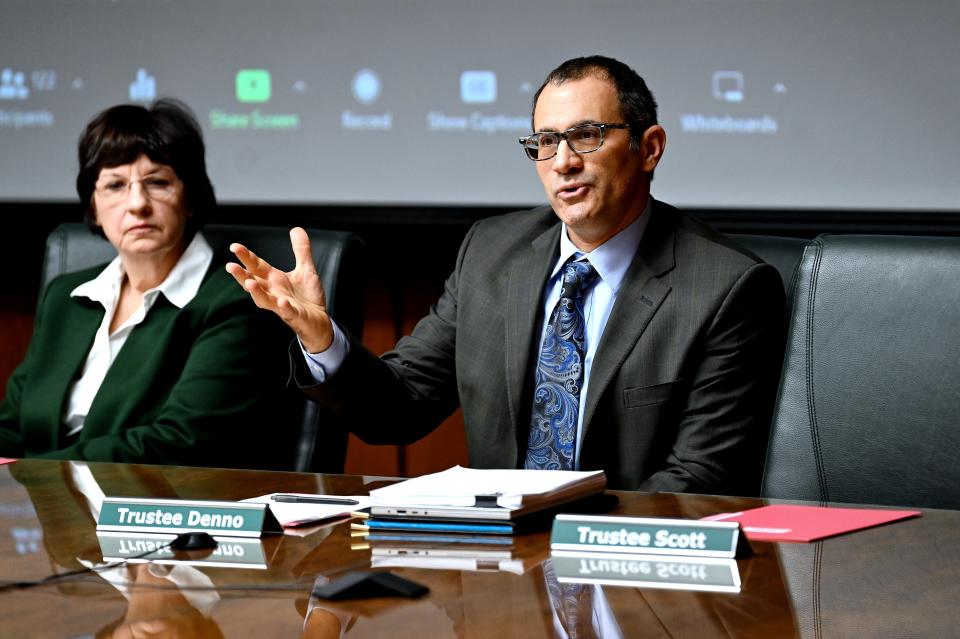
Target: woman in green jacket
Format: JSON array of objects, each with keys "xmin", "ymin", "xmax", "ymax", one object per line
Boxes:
[{"xmin": 0, "ymin": 99, "xmax": 289, "ymax": 468}]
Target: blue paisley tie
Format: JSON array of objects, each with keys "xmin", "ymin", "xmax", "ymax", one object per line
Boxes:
[{"xmin": 525, "ymin": 259, "xmax": 599, "ymax": 470}]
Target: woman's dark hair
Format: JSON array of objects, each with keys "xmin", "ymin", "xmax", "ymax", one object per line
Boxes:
[{"xmin": 76, "ymin": 98, "xmax": 216, "ymax": 237}]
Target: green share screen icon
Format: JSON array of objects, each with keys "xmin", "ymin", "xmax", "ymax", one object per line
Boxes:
[{"xmin": 236, "ymin": 69, "xmax": 271, "ymax": 103}]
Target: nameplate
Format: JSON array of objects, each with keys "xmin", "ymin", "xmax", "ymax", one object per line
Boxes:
[
  {"xmin": 551, "ymin": 514, "xmax": 750, "ymax": 558},
  {"xmin": 550, "ymin": 551, "xmax": 741, "ymax": 593},
  {"xmin": 97, "ymin": 531, "xmax": 268, "ymax": 569},
  {"xmin": 97, "ymin": 497, "xmax": 281, "ymax": 537}
]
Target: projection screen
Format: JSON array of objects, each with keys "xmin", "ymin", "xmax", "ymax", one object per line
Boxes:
[{"xmin": 1, "ymin": 0, "xmax": 958, "ymax": 211}]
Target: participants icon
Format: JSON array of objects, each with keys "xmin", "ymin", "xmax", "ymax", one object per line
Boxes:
[{"xmin": 0, "ymin": 68, "xmax": 30, "ymax": 100}]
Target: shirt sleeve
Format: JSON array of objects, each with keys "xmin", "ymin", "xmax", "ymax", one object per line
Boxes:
[{"xmin": 300, "ymin": 320, "xmax": 351, "ymax": 383}]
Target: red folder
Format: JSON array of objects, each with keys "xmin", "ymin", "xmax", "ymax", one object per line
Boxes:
[{"xmin": 702, "ymin": 504, "xmax": 921, "ymax": 542}]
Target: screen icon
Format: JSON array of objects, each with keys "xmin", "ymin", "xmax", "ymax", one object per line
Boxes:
[
  {"xmin": 236, "ymin": 69, "xmax": 271, "ymax": 103},
  {"xmin": 352, "ymin": 68, "xmax": 381, "ymax": 105},
  {"xmin": 712, "ymin": 71, "xmax": 744, "ymax": 103},
  {"xmin": 128, "ymin": 68, "xmax": 156, "ymax": 102},
  {"xmin": 0, "ymin": 68, "xmax": 30, "ymax": 100},
  {"xmin": 460, "ymin": 70, "xmax": 497, "ymax": 104}
]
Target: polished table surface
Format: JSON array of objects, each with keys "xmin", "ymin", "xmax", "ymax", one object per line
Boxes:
[{"xmin": 1, "ymin": 459, "xmax": 958, "ymax": 638}]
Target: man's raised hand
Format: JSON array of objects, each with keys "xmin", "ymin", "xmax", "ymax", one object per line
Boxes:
[{"xmin": 226, "ymin": 227, "xmax": 335, "ymax": 352}]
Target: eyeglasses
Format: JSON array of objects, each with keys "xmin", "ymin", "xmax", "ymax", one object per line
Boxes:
[
  {"xmin": 94, "ymin": 174, "xmax": 179, "ymax": 204},
  {"xmin": 518, "ymin": 122, "xmax": 630, "ymax": 161}
]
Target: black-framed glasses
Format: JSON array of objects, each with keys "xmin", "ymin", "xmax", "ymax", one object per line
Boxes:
[{"xmin": 518, "ymin": 122, "xmax": 630, "ymax": 161}]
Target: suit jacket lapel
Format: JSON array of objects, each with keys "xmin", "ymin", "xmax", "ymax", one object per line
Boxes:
[
  {"xmin": 581, "ymin": 201, "xmax": 677, "ymax": 434},
  {"xmin": 36, "ymin": 297, "xmax": 103, "ymax": 449},
  {"xmin": 82, "ymin": 299, "xmax": 174, "ymax": 436},
  {"xmin": 504, "ymin": 224, "xmax": 561, "ymax": 437},
  {"xmin": 83, "ymin": 262, "xmax": 215, "ymax": 435}
]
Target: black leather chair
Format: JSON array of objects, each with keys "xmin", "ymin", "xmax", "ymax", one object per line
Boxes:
[
  {"xmin": 41, "ymin": 222, "xmax": 365, "ymax": 472},
  {"xmin": 728, "ymin": 233, "xmax": 808, "ymax": 320},
  {"xmin": 728, "ymin": 234, "xmax": 807, "ymax": 297},
  {"xmin": 762, "ymin": 234, "xmax": 960, "ymax": 509}
]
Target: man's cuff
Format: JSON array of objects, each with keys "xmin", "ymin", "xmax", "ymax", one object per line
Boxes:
[{"xmin": 300, "ymin": 322, "xmax": 350, "ymax": 383}]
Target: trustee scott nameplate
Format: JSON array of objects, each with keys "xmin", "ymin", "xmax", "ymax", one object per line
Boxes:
[
  {"xmin": 551, "ymin": 514, "xmax": 751, "ymax": 558},
  {"xmin": 550, "ymin": 551, "xmax": 741, "ymax": 593}
]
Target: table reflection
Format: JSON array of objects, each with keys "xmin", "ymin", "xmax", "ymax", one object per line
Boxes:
[{"xmin": 96, "ymin": 562, "xmax": 223, "ymax": 639}]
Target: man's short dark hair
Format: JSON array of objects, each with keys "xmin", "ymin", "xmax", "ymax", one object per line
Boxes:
[
  {"xmin": 76, "ymin": 98, "xmax": 216, "ymax": 237},
  {"xmin": 532, "ymin": 55, "xmax": 659, "ymax": 151}
]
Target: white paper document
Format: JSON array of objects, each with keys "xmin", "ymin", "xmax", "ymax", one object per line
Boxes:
[
  {"xmin": 243, "ymin": 493, "xmax": 371, "ymax": 528},
  {"xmin": 368, "ymin": 466, "xmax": 606, "ymax": 510}
]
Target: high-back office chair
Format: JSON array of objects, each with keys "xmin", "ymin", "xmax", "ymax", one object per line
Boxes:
[
  {"xmin": 729, "ymin": 234, "xmax": 808, "ymax": 323},
  {"xmin": 762, "ymin": 234, "xmax": 960, "ymax": 509},
  {"xmin": 41, "ymin": 222, "xmax": 365, "ymax": 472}
]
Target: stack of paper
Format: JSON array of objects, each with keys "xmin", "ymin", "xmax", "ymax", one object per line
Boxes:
[{"xmin": 367, "ymin": 466, "xmax": 607, "ymax": 522}]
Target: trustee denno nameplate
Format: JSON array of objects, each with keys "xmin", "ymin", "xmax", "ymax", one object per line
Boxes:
[
  {"xmin": 97, "ymin": 497, "xmax": 281, "ymax": 537},
  {"xmin": 96, "ymin": 531, "xmax": 269, "ymax": 569}
]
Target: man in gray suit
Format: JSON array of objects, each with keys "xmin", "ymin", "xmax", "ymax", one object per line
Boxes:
[{"xmin": 227, "ymin": 56, "xmax": 784, "ymax": 494}]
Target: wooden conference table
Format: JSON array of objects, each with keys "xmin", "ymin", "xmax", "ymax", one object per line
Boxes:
[{"xmin": 1, "ymin": 459, "xmax": 958, "ymax": 638}]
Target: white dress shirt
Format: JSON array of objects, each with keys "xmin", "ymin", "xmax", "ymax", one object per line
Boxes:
[{"xmin": 62, "ymin": 233, "xmax": 213, "ymax": 436}]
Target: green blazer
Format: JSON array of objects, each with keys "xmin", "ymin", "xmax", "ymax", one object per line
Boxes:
[{"xmin": 0, "ymin": 259, "xmax": 292, "ymax": 469}]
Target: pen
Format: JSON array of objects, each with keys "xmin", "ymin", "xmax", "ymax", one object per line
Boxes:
[{"xmin": 271, "ymin": 494, "xmax": 360, "ymax": 505}]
